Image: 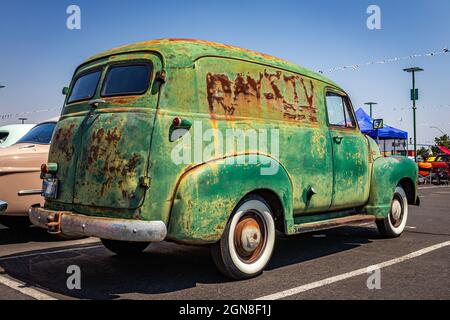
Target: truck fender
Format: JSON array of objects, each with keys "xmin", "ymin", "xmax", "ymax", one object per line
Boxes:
[
  {"xmin": 365, "ymin": 156, "xmax": 418, "ymax": 218},
  {"xmin": 167, "ymin": 154, "xmax": 293, "ymax": 244}
]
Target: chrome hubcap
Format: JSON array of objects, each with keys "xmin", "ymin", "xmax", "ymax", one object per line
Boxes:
[
  {"xmin": 390, "ymin": 196, "xmax": 403, "ymax": 227},
  {"xmin": 240, "ymin": 223, "xmax": 261, "ymax": 252},
  {"xmin": 391, "ymin": 199, "xmax": 402, "ymax": 220},
  {"xmin": 234, "ymin": 214, "xmax": 266, "ymax": 263}
]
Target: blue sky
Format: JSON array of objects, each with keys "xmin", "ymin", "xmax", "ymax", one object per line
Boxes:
[{"xmin": 0, "ymin": 0, "xmax": 449, "ymax": 144}]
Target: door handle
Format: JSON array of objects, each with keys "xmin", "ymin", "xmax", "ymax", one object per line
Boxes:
[
  {"xmin": 88, "ymin": 99, "xmax": 106, "ymax": 108},
  {"xmin": 333, "ymin": 136, "xmax": 343, "ymax": 144}
]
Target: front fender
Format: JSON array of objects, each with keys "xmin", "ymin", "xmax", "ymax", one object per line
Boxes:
[
  {"xmin": 167, "ymin": 154, "xmax": 293, "ymax": 244},
  {"xmin": 365, "ymin": 156, "xmax": 418, "ymax": 218}
]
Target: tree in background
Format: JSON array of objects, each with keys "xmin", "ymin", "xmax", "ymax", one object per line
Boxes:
[
  {"xmin": 417, "ymin": 147, "xmax": 430, "ymax": 160},
  {"xmin": 431, "ymin": 134, "xmax": 450, "ymax": 154}
]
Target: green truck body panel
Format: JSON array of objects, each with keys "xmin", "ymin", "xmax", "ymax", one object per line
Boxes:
[
  {"xmin": 43, "ymin": 39, "xmax": 418, "ymax": 244},
  {"xmin": 366, "ymin": 156, "xmax": 418, "ymax": 217},
  {"xmin": 168, "ymin": 155, "xmax": 293, "ymax": 243}
]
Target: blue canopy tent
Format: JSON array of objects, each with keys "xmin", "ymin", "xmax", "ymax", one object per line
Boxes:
[
  {"xmin": 355, "ymin": 108, "xmax": 408, "ymax": 139},
  {"xmin": 355, "ymin": 108, "xmax": 408, "ymax": 156}
]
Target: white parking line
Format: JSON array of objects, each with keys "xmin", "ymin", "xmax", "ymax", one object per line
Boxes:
[
  {"xmin": 0, "ymin": 244, "xmax": 104, "ymax": 300},
  {"xmin": 0, "ymin": 244, "xmax": 103, "ymax": 261},
  {"xmin": 0, "ymin": 274, "xmax": 57, "ymax": 300},
  {"xmin": 255, "ymin": 240, "xmax": 450, "ymax": 300},
  {"xmin": 418, "ymin": 185, "xmax": 450, "ymax": 190}
]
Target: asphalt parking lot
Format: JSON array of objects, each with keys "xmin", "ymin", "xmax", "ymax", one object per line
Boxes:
[{"xmin": 0, "ymin": 186, "xmax": 449, "ymax": 300}]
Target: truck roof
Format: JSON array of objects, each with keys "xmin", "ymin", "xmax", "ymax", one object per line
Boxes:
[{"xmin": 85, "ymin": 38, "xmax": 341, "ymax": 89}]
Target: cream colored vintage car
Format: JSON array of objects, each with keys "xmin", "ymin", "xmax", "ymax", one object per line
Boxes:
[
  {"xmin": 0, "ymin": 118, "xmax": 58, "ymax": 229},
  {"xmin": 0, "ymin": 124, "xmax": 35, "ymax": 148}
]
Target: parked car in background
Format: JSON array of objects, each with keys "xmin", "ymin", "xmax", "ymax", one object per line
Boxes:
[
  {"xmin": 0, "ymin": 200, "xmax": 6, "ymax": 214},
  {"xmin": 418, "ymin": 154, "xmax": 450, "ymax": 183},
  {"xmin": 0, "ymin": 124, "xmax": 35, "ymax": 148},
  {"xmin": 429, "ymin": 154, "xmax": 450, "ymax": 181},
  {"xmin": 0, "ymin": 118, "xmax": 58, "ymax": 229},
  {"xmin": 407, "ymin": 155, "xmax": 424, "ymax": 162},
  {"xmin": 430, "ymin": 154, "xmax": 450, "ymax": 170}
]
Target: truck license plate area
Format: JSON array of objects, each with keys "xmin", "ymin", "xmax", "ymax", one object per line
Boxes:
[{"xmin": 42, "ymin": 178, "xmax": 58, "ymax": 199}]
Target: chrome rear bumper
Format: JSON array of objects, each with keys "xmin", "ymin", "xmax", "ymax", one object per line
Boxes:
[{"xmin": 29, "ymin": 206, "xmax": 167, "ymax": 242}]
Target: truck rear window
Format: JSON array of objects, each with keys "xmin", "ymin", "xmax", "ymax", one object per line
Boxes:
[
  {"xmin": 101, "ymin": 64, "xmax": 151, "ymax": 97},
  {"xmin": 68, "ymin": 70, "xmax": 101, "ymax": 103}
]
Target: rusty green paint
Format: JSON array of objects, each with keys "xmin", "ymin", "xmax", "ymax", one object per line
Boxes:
[
  {"xmin": 167, "ymin": 155, "xmax": 293, "ymax": 243},
  {"xmin": 43, "ymin": 38, "xmax": 418, "ymax": 244},
  {"xmin": 366, "ymin": 156, "xmax": 418, "ymax": 218},
  {"xmin": 85, "ymin": 38, "xmax": 340, "ymax": 88}
]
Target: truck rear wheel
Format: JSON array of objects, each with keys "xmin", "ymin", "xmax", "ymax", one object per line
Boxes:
[
  {"xmin": 0, "ymin": 216, "xmax": 31, "ymax": 230},
  {"xmin": 376, "ymin": 185, "xmax": 408, "ymax": 238},
  {"xmin": 101, "ymin": 239, "xmax": 150, "ymax": 256},
  {"xmin": 211, "ymin": 195, "xmax": 276, "ymax": 280}
]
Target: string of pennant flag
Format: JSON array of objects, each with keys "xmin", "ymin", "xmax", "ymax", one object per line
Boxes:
[
  {"xmin": 390, "ymin": 104, "xmax": 450, "ymax": 111},
  {"xmin": 0, "ymin": 107, "xmax": 61, "ymax": 121},
  {"xmin": 0, "ymin": 47, "xmax": 449, "ymax": 123},
  {"xmin": 318, "ymin": 47, "xmax": 449, "ymax": 74}
]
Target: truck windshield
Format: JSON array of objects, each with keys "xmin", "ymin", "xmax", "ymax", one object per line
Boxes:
[
  {"xmin": 16, "ymin": 122, "xmax": 56, "ymax": 145},
  {"xmin": 68, "ymin": 70, "xmax": 102, "ymax": 103}
]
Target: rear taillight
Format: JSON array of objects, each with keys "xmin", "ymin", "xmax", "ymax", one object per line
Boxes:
[
  {"xmin": 41, "ymin": 163, "xmax": 48, "ymax": 174},
  {"xmin": 173, "ymin": 117, "xmax": 182, "ymax": 128},
  {"xmin": 41, "ymin": 163, "xmax": 58, "ymax": 174}
]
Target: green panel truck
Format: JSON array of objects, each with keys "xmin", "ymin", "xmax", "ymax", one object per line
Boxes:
[{"xmin": 29, "ymin": 39, "xmax": 419, "ymax": 279}]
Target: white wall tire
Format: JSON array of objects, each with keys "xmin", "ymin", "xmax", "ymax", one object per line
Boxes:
[
  {"xmin": 376, "ymin": 185, "xmax": 408, "ymax": 238},
  {"xmin": 211, "ymin": 195, "xmax": 276, "ymax": 280}
]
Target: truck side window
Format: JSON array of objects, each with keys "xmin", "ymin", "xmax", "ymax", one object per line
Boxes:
[{"xmin": 326, "ymin": 92, "xmax": 356, "ymax": 128}]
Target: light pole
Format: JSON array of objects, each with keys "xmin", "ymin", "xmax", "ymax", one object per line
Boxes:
[
  {"xmin": 364, "ymin": 102, "xmax": 377, "ymax": 118},
  {"xmin": 429, "ymin": 126, "xmax": 446, "ymax": 135},
  {"xmin": 403, "ymin": 67, "xmax": 424, "ymax": 162}
]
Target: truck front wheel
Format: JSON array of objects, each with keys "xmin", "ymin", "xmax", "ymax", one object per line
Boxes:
[
  {"xmin": 101, "ymin": 239, "xmax": 150, "ymax": 256},
  {"xmin": 376, "ymin": 185, "xmax": 409, "ymax": 238},
  {"xmin": 211, "ymin": 195, "xmax": 276, "ymax": 280}
]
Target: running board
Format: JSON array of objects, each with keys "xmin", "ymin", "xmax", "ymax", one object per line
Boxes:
[{"xmin": 293, "ymin": 214, "xmax": 376, "ymax": 234}]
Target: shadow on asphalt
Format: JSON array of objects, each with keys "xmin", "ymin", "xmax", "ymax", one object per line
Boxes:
[
  {"xmin": 0, "ymin": 226, "xmax": 66, "ymax": 245},
  {"xmin": 0, "ymin": 225, "xmax": 381, "ymax": 299}
]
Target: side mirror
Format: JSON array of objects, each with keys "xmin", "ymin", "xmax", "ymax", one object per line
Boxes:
[{"xmin": 62, "ymin": 87, "xmax": 69, "ymax": 95}]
